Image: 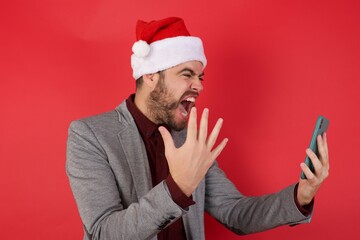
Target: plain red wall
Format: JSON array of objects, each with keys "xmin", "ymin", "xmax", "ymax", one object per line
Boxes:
[{"xmin": 1, "ymin": 0, "xmax": 359, "ymax": 239}]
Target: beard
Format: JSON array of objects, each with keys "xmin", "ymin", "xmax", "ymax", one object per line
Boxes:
[{"xmin": 147, "ymin": 77, "xmax": 192, "ymax": 131}]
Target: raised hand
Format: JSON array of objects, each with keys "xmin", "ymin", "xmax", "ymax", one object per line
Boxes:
[{"xmin": 158, "ymin": 107, "xmax": 228, "ymax": 196}]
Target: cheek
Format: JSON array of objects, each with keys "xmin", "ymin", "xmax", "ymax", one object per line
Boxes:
[
  {"xmin": 163, "ymin": 76, "xmax": 190, "ymax": 99},
  {"xmin": 170, "ymin": 80, "xmax": 189, "ymax": 95}
]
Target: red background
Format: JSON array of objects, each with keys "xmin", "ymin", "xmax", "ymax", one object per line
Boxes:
[{"xmin": 1, "ymin": 0, "xmax": 359, "ymax": 239}]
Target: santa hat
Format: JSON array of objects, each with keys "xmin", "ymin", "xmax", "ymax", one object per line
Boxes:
[{"xmin": 131, "ymin": 17, "xmax": 207, "ymax": 80}]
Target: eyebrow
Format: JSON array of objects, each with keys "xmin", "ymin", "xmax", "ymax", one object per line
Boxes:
[{"xmin": 177, "ymin": 68, "xmax": 205, "ymax": 78}]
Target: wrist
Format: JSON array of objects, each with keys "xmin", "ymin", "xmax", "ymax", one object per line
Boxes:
[
  {"xmin": 296, "ymin": 187, "xmax": 314, "ymax": 206},
  {"xmin": 171, "ymin": 176, "xmax": 193, "ymax": 197},
  {"xmin": 297, "ymin": 194, "xmax": 313, "ymax": 206}
]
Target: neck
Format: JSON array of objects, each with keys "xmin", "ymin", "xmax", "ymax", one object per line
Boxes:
[{"xmin": 134, "ymin": 92, "xmax": 155, "ymax": 123}]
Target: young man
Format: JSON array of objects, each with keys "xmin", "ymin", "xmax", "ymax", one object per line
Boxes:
[{"xmin": 66, "ymin": 17, "xmax": 329, "ymax": 240}]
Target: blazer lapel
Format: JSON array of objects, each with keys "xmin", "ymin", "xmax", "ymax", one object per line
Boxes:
[{"xmin": 116, "ymin": 101, "xmax": 152, "ymax": 200}]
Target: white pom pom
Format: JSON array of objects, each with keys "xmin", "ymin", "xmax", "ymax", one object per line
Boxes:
[{"xmin": 132, "ymin": 40, "xmax": 150, "ymax": 57}]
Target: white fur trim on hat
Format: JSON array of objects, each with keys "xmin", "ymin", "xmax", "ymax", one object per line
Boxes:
[{"xmin": 131, "ymin": 36, "xmax": 207, "ymax": 80}]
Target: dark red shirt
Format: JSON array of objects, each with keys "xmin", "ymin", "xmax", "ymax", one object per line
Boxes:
[{"xmin": 126, "ymin": 94, "xmax": 194, "ymax": 240}]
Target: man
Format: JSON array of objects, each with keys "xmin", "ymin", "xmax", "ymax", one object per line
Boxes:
[{"xmin": 66, "ymin": 17, "xmax": 329, "ymax": 240}]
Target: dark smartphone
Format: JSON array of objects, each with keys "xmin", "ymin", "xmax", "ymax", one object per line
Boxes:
[{"xmin": 300, "ymin": 116, "xmax": 329, "ymax": 179}]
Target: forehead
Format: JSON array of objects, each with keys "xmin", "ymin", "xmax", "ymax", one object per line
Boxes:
[{"xmin": 166, "ymin": 60, "xmax": 204, "ymax": 75}]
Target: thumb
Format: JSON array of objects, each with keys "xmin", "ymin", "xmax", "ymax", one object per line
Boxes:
[{"xmin": 158, "ymin": 126, "xmax": 175, "ymax": 153}]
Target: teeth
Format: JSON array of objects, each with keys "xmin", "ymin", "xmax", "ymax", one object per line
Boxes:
[{"xmin": 185, "ymin": 97, "xmax": 195, "ymax": 102}]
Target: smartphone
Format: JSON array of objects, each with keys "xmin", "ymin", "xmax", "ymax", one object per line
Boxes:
[{"xmin": 300, "ymin": 116, "xmax": 329, "ymax": 179}]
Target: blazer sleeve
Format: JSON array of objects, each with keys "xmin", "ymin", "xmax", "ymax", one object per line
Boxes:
[
  {"xmin": 66, "ymin": 120, "xmax": 185, "ymax": 240},
  {"xmin": 204, "ymin": 161, "xmax": 312, "ymax": 235}
]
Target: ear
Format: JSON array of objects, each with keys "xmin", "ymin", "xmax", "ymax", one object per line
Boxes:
[{"xmin": 143, "ymin": 73, "xmax": 160, "ymax": 90}]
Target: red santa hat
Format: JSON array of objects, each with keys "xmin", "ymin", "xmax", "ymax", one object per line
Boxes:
[{"xmin": 131, "ymin": 17, "xmax": 207, "ymax": 80}]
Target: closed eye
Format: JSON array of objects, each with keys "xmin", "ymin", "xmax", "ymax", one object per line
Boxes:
[{"xmin": 177, "ymin": 68, "xmax": 204, "ymax": 81}]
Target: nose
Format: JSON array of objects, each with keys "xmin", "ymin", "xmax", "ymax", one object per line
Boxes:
[{"xmin": 191, "ymin": 78, "xmax": 203, "ymax": 93}]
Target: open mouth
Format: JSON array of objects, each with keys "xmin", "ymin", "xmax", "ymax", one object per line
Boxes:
[{"xmin": 179, "ymin": 96, "xmax": 196, "ymax": 117}]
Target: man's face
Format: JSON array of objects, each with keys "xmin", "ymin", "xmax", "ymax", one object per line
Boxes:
[{"xmin": 147, "ymin": 61, "xmax": 204, "ymax": 131}]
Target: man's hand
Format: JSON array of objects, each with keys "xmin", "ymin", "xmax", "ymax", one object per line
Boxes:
[
  {"xmin": 297, "ymin": 133, "xmax": 329, "ymax": 205},
  {"xmin": 159, "ymin": 107, "xmax": 228, "ymax": 196}
]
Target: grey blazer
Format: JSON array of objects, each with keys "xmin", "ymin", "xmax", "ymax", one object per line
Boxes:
[{"xmin": 66, "ymin": 100, "xmax": 311, "ymax": 240}]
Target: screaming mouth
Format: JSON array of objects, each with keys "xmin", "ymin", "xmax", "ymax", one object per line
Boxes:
[{"xmin": 179, "ymin": 96, "xmax": 196, "ymax": 116}]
